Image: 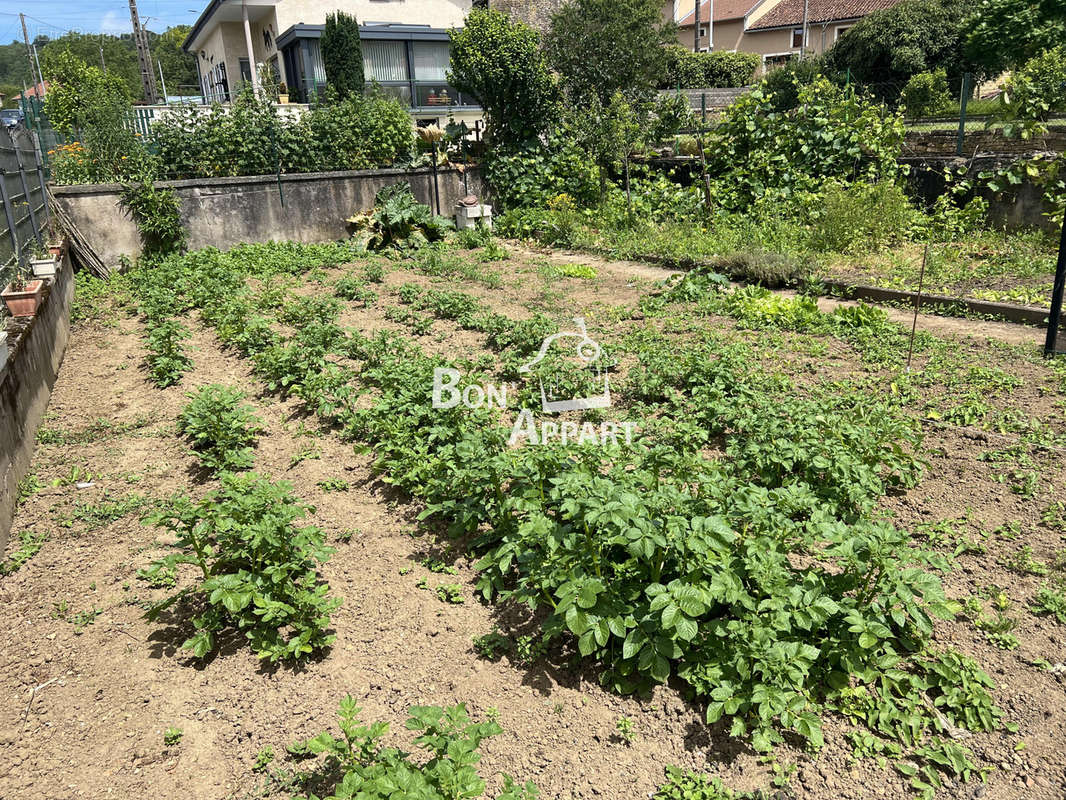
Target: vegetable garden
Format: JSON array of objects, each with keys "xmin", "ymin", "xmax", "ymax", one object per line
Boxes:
[{"xmin": 3, "ymin": 224, "xmax": 1066, "ymax": 799}]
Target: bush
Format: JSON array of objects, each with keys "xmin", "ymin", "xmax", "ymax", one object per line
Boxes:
[
  {"xmin": 143, "ymin": 472, "xmax": 341, "ymax": 663},
  {"xmin": 484, "ymin": 128, "xmax": 599, "ymax": 210},
  {"xmin": 119, "ymin": 179, "xmax": 186, "ymax": 259},
  {"xmin": 714, "ymin": 250, "xmax": 811, "ymax": 288},
  {"xmin": 321, "ymin": 11, "xmax": 363, "ymax": 99},
  {"xmin": 448, "ymin": 9, "xmax": 558, "ymax": 146},
  {"xmin": 805, "ymin": 180, "xmax": 918, "ymax": 253},
  {"xmin": 758, "ymin": 56, "xmax": 828, "ymax": 112},
  {"xmin": 177, "ymin": 384, "xmax": 263, "ymax": 473},
  {"xmin": 997, "ymin": 46, "xmax": 1066, "ymax": 137},
  {"xmin": 708, "ymin": 79, "xmax": 905, "ymax": 212},
  {"xmin": 661, "ymin": 47, "xmax": 760, "ymax": 89},
  {"xmin": 152, "ymin": 87, "xmax": 412, "ymax": 179},
  {"xmin": 900, "ymin": 69, "xmax": 952, "ymax": 116}
]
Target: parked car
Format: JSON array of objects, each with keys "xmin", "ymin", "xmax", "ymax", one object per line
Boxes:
[{"xmin": 0, "ymin": 109, "xmax": 24, "ymax": 128}]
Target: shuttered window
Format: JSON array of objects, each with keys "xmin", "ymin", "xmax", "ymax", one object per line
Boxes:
[{"xmin": 363, "ymin": 40, "xmax": 409, "ymax": 82}]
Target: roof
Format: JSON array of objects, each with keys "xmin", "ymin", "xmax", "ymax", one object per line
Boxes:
[
  {"xmin": 679, "ymin": 0, "xmax": 760, "ymax": 25},
  {"xmin": 747, "ymin": 0, "xmax": 901, "ymax": 29},
  {"xmin": 14, "ymin": 82, "xmax": 48, "ymax": 100}
]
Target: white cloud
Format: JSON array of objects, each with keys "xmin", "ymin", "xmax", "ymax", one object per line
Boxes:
[{"xmin": 100, "ymin": 11, "xmax": 130, "ymax": 35}]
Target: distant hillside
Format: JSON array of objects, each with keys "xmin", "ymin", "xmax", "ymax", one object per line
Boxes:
[{"xmin": 0, "ymin": 28, "xmax": 198, "ymax": 106}]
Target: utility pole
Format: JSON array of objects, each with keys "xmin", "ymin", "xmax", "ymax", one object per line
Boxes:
[
  {"xmin": 100, "ymin": 37, "xmax": 107, "ymax": 73},
  {"xmin": 693, "ymin": 0, "xmax": 700, "ymax": 52},
  {"xmin": 708, "ymin": 0, "xmax": 714, "ymax": 50},
  {"xmin": 128, "ymin": 0, "xmax": 159, "ymax": 103},
  {"xmin": 157, "ymin": 60, "xmax": 168, "ymax": 103},
  {"xmin": 19, "ymin": 13, "xmax": 40, "ymax": 94},
  {"xmin": 800, "ymin": 0, "xmax": 809, "ymax": 55}
]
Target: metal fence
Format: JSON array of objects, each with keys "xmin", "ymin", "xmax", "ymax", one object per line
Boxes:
[{"xmin": 0, "ymin": 125, "xmax": 50, "ymax": 290}]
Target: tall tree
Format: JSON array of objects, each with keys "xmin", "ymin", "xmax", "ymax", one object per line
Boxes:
[
  {"xmin": 153, "ymin": 26, "xmax": 199, "ymax": 95},
  {"xmin": 448, "ymin": 8, "xmax": 558, "ymax": 146},
  {"xmin": 544, "ymin": 0, "xmax": 675, "ymax": 107},
  {"xmin": 40, "ymin": 33, "xmax": 141, "ymax": 98},
  {"xmin": 321, "ymin": 12, "xmax": 363, "ymax": 99},
  {"xmin": 964, "ymin": 0, "xmax": 1066, "ymax": 74}
]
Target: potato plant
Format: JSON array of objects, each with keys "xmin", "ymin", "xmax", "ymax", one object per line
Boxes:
[{"xmin": 177, "ymin": 384, "xmax": 263, "ymax": 473}]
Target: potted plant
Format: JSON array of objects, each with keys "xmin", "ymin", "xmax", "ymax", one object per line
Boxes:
[
  {"xmin": 278, "ymin": 83, "xmax": 289, "ymax": 104},
  {"xmin": 2, "ymin": 267, "xmax": 45, "ymax": 318},
  {"xmin": 29, "ymin": 242, "xmax": 57, "ymax": 278}
]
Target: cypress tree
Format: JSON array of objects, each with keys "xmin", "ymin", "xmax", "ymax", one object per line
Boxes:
[{"xmin": 321, "ymin": 11, "xmax": 364, "ymax": 100}]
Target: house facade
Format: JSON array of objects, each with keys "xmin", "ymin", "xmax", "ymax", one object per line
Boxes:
[
  {"xmin": 182, "ymin": 0, "xmax": 481, "ymax": 125},
  {"xmin": 669, "ymin": 0, "xmax": 902, "ymax": 72}
]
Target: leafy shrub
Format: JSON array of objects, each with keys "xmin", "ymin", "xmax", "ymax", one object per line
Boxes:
[
  {"xmin": 901, "ymin": 69, "xmax": 953, "ymax": 116},
  {"xmin": 485, "ymin": 128, "xmax": 599, "ymax": 210},
  {"xmin": 662, "ymin": 46, "xmax": 760, "ymax": 89},
  {"xmin": 143, "ymin": 472, "xmax": 340, "ymax": 662},
  {"xmin": 334, "ymin": 273, "xmax": 377, "ymax": 305},
  {"xmin": 448, "ymin": 9, "xmax": 558, "ymax": 146},
  {"xmin": 120, "ymin": 179, "xmax": 186, "ymax": 259},
  {"xmin": 707, "ymin": 79, "xmax": 905, "ymax": 212},
  {"xmin": 145, "ymin": 319, "xmax": 192, "ymax": 387},
  {"xmin": 758, "ymin": 56, "xmax": 826, "ymax": 112},
  {"xmin": 153, "ymin": 87, "xmax": 412, "ymax": 179},
  {"xmin": 805, "ymin": 180, "xmax": 918, "ymax": 253},
  {"xmin": 177, "ymin": 384, "xmax": 263, "ymax": 473},
  {"xmin": 997, "ymin": 46, "xmax": 1066, "ymax": 137},
  {"xmin": 295, "ymin": 697, "xmax": 538, "ymax": 799},
  {"xmin": 347, "ymin": 183, "xmax": 453, "ymax": 250},
  {"xmin": 713, "ymin": 249, "xmax": 810, "ymax": 288}
]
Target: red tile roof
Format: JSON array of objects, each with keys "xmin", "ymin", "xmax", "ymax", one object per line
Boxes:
[
  {"xmin": 13, "ymin": 81, "xmax": 48, "ymax": 101},
  {"xmin": 678, "ymin": 0, "xmax": 761, "ymax": 25},
  {"xmin": 747, "ymin": 0, "xmax": 902, "ymax": 29}
]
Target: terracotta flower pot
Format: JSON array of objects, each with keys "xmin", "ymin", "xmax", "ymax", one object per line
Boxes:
[
  {"xmin": 48, "ymin": 243, "xmax": 62, "ymax": 258},
  {"xmin": 2, "ymin": 279, "xmax": 44, "ymax": 317}
]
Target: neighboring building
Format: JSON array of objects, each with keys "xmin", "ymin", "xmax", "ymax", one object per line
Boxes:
[
  {"xmin": 182, "ymin": 0, "xmax": 481, "ymax": 125},
  {"xmin": 13, "ymin": 82, "xmax": 49, "ymax": 102},
  {"xmin": 668, "ymin": 0, "xmax": 903, "ymax": 73}
]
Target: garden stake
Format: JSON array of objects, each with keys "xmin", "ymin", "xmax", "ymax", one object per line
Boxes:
[
  {"xmin": 430, "ymin": 141, "xmax": 441, "ymax": 216},
  {"xmin": 1043, "ymin": 209, "xmax": 1066, "ymax": 356},
  {"xmin": 906, "ymin": 243, "xmax": 929, "ymax": 371},
  {"xmin": 695, "ymin": 137, "xmax": 713, "ymax": 217},
  {"xmin": 623, "ymin": 154, "xmax": 632, "ymax": 221}
]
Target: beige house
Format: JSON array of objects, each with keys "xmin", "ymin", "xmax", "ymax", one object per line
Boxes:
[
  {"xmin": 183, "ymin": 0, "xmax": 481, "ymax": 125},
  {"xmin": 670, "ymin": 0, "xmax": 903, "ymax": 72}
]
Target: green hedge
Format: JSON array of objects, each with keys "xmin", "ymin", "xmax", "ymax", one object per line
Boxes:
[{"xmin": 661, "ymin": 46, "xmax": 760, "ymax": 89}]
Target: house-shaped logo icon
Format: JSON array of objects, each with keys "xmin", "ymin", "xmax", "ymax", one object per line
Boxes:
[{"xmin": 518, "ymin": 317, "xmax": 611, "ymax": 413}]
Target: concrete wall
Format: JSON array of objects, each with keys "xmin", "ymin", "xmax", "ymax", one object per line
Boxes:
[
  {"xmin": 51, "ymin": 165, "xmax": 485, "ymax": 267},
  {"xmin": 900, "ymin": 155, "xmax": 1060, "ymax": 234},
  {"xmin": 0, "ymin": 251, "xmax": 74, "ymax": 550}
]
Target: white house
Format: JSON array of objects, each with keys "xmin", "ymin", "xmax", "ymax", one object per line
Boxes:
[{"xmin": 182, "ymin": 0, "xmax": 482, "ymax": 125}]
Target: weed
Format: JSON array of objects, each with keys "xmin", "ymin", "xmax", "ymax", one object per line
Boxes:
[
  {"xmin": 334, "ymin": 273, "xmax": 377, "ymax": 306},
  {"xmin": 64, "ymin": 493, "xmax": 147, "ymax": 531},
  {"xmin": 615, "ymin": 716, "xmax": 635, "ymax": 745},
  {"xmin": 50, "ymin": 466, "xmax": 99, "ymax": 487},
  {"xmin": 336, "ymin": 529, "xmax": 357, "ymax": 544},
  {"xmin": 288, "ymin": 444, "xmax": 322, "ymax": 469},
  {"xmin": 435, "ymin": 583, "xmax": 464, "ymax": 604},
  {"xmin": 316, "ymin": 478, "xmax": 348, "ymax": 493},
  {"xmin": 253, "ymin": 746, "xmax": 275, "ymax": 772},
  {"xmin": 472, "ymin": 629, "xmax": 511, "ymax": 661},
  {"xmin": 1002, "ymin": 545, "xmax": 1049, "ymax": 576},
  {"xmin": 70, "ymin": 607, "xmax": 101, "ymax": 633},
  {"xmin": 1031, "ymin": 584, "xmax": 1066, "ymax": 624},
  {"xmin": 1041, "ymin": 501, "xmax": 1066, "ymax": 533},
  {"xmin": 653, "ymin": 767, "xmax": 752, "ymax": 799},
  {"xmin": 16, "ymin": 474, "xmax": 41, "ymax": 505},
  {"xmin": 0, "ymin": 530, "xmax": 47, "ymax": 575},
  {"xmin": 163, "ymin": 727, "xmax": 183, "ymax": 746},
  {"xmin": 421, "ymin": 557, "xmax": 458, "ymax": 575},
  {"xmin": 513, "ymin": 635, "xmax": 547, "ymax": 667}
]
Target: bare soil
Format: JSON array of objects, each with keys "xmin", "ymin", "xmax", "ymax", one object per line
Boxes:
[{"xmin": 2, "ymin": 245, "xmax": 1066, "ymax": 800}]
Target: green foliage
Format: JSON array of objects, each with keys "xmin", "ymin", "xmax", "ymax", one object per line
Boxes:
[
  {"xmin": 294, "ymin": 697, "xmax": 539, "ymax": 799},
  {"xmin": 707, "ymin": 79, "xmax": 905, "ymax": 212},
  {"xmin": 448, "ymin": 9, "xmax": 558, "ymax": 146},
  {"xmin": 145, "ymin": 320, "xmax": 192, "ymax": 388},
  {"xmin": 143, "ymin": 472, "xmax": 340, "ymax": 663},
  {"xmin": 42, "ymin": 50, "xmax": 154, "ymax": 184},
  {"xmin": 545, "ymin": 0, "xmax": 675, "ymax": 106},
  {"xmin": 120, "ymin": 179, "xmax": 186, "ymax": 259},
  {"xmin": 0, "ymin": 530, "xmax": 47, "ymax": 575},
  {"xmin": 615, "ymin": 716, "xmax": 635, "ymax": 744},
  {"xmin": 901, "ymin": 69, "xmax": 953, "ymax": 116},
  {"xmin": 824, "ymin": 0, "xmax": 976, "ymax": 100},
  {"xmin": 152, "ymin": 87, "xmax": 412, "ymax": 179},
  {"xmin": 964, "ymin": 0, "xmax": 1066, "ymax": 73},
  {"xmin": 334, "ymin": 273, "xmax": 378, "ymax": 305},
  {"xmin": 177, "ymin": 384, "xmax": 263, "ymax": 473},
  {"xmin": 163, "ymin": 727, "xmax": 183, "ymax": 746},
  {"xmin": 805, "ymin": 181, "xmax": 918, "ymax": 253},
  {"xmin": 321, "ymin": 11, "xmax": 364, "ymax": 100},
  {"xmin": 996, "ymin": 47, "xmax": 1066, "ymax": 138},
  {"xmin": 653, "ymin": 768, "xmax": 750, "ymax": 800},
  {"xmin": 347, "ymin": 183, "xmax": 453, "ymax": 250},
  {"xmin": 661, "ymin": 47, "xmax": 760, "ymax": 89},
  {"xmin": 484, "ymin": 129, "xmax": 599, "ymax": 210},
  {"xmin": 713, "ymin": 250, "xmax": 810, "ymax": 288},
  {"xmin": 1031, "ymin": 584, "xmax": 1066, "ymax": 624},
  {"xmin": 758, "ymin": 57, "xmax": 827, "ymax": 112},
  {"xmin": 472, "ymin": 629, "xmax": 512, "ymax": 660}
]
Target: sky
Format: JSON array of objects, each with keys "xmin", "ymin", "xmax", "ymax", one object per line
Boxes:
[{"xmin": 0, "ymin": 0, "xmax": 202, "ymax": 41}]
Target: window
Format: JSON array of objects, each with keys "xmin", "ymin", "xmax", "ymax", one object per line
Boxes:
[
  {"xmin": 835, "ymin": 25, "xmax": 852, "ymax": 40},
  {"xmin": 362, "ymin": 37, "xmax": 477, "ymax": 110},
  {"xmin": 791, "ymin": 27, "xmax": 804, "ymax": 48},
  {"xmin": 363, "ymin": 40, "xmax": 409, "ymax": 82},
  {"xmin": 763, "ymin": 53, "xmax": 795, "ymax": 71},
  {"xmin": 412, "ymin": 42, "xmax": 449, "ymax": 81},
  {"xmin": 698, "ymin": 25, "xmax": 708, "ymax": 38}
]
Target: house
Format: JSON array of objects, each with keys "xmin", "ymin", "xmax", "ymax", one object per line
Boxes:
[
  {"xmin": 182, "ymin": 0, "xmax": 482, "ymax": 125},
  {"xmin": 669, "ymin": 0, "xmax": 903, "ymax": 72},
  {"xmin": 13, "ymin": 82, "xmax": 49, "ymax": 102}
]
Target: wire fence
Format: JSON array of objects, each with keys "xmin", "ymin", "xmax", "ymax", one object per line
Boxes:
[{"xmin": 0, "ymin": 124, "xmax": 51, "ymax": 327}]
